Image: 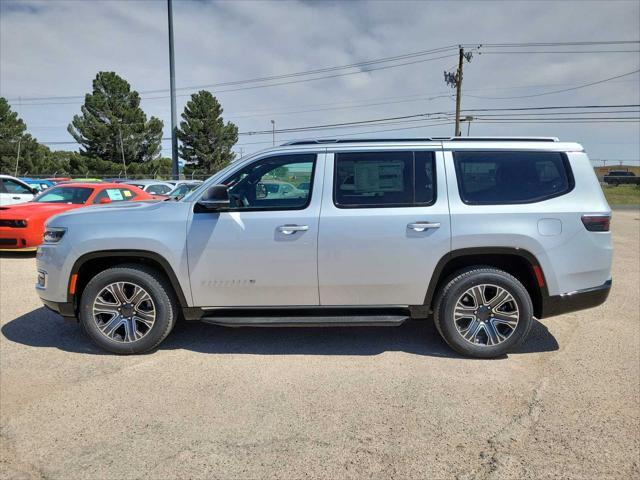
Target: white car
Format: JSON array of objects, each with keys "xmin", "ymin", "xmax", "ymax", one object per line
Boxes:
[{"xmin": 0, "ymin": 175, "xmax": 36, "ymax": 205}]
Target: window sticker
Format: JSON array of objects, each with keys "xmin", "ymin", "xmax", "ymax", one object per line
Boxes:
[
  {"xmin": 354, "ymin": 161, "xmax": 404, "ymax": 193},
  {"xmin": 122, "ymin": 189, "xmax": 132, "ymax": 198},
  {"xmin": 106, "ymin": 189, "xmax": 124, "ymax": 201}
]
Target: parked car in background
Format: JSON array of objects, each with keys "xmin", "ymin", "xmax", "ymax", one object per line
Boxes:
[
  {"xmin": 603, "ymin": 170, "xmax": 639, "ymax": 186},
  {"xmin": 258, "ymin": 180, "xmax": 308, "ymax": 199},
  {"xmin": 43, "ymin": 177, "xmax": 71, "ymax": 184},
  {"xmin": 167, "ymin": 182, "xmax": 202, "ymax": 200},
  {"xmin": 0, "ymin": 175, "xmax": 37, "ymax": 206},
  {"xmin": 0, "ymin": 182, "xmax": 154, "ymax": 250},
  {"xmin": 58, "ymin": 178, "xmax": 103, "ymax": 184},
  {"xmin": 36, "ymin": 137, "xmax": 612, "ymax": 357},
  {"xmin": 124, "ymin": 179, "xmax": 175, "ymax": 196},
  {"xmin": 19, "ymin": 177, "xmax": 56, "ymax": 192}
]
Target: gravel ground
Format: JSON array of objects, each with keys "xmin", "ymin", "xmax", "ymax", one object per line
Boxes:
[{"xmin": 1, "ymin": 210, "xmax": 638, "ymax": 480}]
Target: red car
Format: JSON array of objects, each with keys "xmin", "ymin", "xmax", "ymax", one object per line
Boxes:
[{"xmin": 0, "ymin": 182, "xmax": 156, "ymax": 251}]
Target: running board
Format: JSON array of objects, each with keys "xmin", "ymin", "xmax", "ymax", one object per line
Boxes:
[{"xmin": 201, "ymin": 315, "xmax": 409, "ymax": 327}]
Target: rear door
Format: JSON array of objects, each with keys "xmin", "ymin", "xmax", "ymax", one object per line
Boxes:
[{"xmin": 317, "ymin": 147, "xmax": 450, "ymax": 305}]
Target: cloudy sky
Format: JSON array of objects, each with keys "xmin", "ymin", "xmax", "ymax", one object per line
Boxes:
[{"xmin": 1, "ymin": 0, "xmax": 639, "ymax": 164}]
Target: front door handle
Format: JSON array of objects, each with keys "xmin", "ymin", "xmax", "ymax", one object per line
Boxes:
[
  {"xmin": 12, "ymin": 197, "xmax": 21, "ymax": 200},
  {"xmin": 407, "ymin": 221, "xmax": 441, "ymax": 232},
  {"xmin": 277, "ymin": 224, "xmax": 309, "ymax": 235}
]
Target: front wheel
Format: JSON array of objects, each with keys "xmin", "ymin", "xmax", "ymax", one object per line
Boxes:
[
  {"xmin": 433, "ymin": 267, "xmax": 534, "ymax": 358},
  {"xmin": 79, "ymin": 264, "xmax": 178, "ymax": 354}
]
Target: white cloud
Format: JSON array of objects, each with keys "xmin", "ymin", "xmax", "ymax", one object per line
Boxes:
[{"xmin": 1, "ymin": 0, "xmax": 638, "ymax": 162}]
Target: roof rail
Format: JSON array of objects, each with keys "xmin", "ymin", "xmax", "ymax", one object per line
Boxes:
[{"xmin": 281, "ymin": 136, "xmax": 559, "ymax": 146}]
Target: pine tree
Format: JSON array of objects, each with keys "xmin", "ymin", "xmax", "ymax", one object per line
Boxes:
[
  {"xmin": 177, "ymin": 90, "xmax": 238, "ymax": 173},
  {"xmin": 68, "ymin": 72, "xmax": 163, "ymax": 164}
]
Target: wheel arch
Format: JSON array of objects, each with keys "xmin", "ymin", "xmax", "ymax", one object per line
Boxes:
[
  {"xmin": 422, "ymin": 247, "xmax": 549, "ymax": 318},
  {"xmin": 69, "ymin": 250, "xmax": 189, "ymax": 310}
]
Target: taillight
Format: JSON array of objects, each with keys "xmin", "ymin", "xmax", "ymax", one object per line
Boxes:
[{"xmin": 581, "ymin": 214, "xmax": 610, "ymax": 232}]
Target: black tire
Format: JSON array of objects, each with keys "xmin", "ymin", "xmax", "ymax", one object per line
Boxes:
[
  {"xmin": 433, "ymin": 267, "xmax": 533, "ymax": 358},
  {"xmin": 79, "ymin": 264, "xmax": 178, "ymax": 354}
]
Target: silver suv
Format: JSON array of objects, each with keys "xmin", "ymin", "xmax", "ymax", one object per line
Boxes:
[{"xmin": 35, "ymin": 138, "xmax": 612, "ymax": 358}]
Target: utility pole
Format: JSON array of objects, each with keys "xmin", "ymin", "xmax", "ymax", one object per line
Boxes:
[
  {"xmin": 167, "ymin": 0, "xmax": 179, "ymax": 180},
  {"xmin": 444, "ymin": 46, "xmax": 473, "ymax": 137},
  {"xmin": 454, "ymin": 47, "xmax": 464, "ymax": 136},
  {"xmin": 270, "ymin": 120, "xmax": 275, "ymax": 146},
  {"xmin": 14, "ymin": 137, "xmax": 21, "ymax": 177}
]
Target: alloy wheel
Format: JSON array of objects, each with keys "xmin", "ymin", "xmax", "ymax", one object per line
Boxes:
[
  {"xmin": 453, "ymin": 283, "xmax": 520, "ymax": 347},
  {"xmin": 92, "ymin": 282, "xmax": 156, "ymax": 343}
]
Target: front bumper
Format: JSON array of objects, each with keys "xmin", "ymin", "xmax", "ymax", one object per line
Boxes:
[
  {"xmin": 540, "ymin": 279, "xmax": 612, "ymax": 318},
  {"xmin": 41, "ymin": 299, "xmax": 76, "ymax": 321}
]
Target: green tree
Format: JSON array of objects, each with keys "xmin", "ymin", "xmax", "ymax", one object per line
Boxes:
[
  {"xmin": 0, "ymin": 97, "xmax": 47, "ymax": 175},
  {"xmin": 177, "ymin": 90, "xmax": 238, "ymax": 174},
  {"xmin": 68, "ymin": 72, "xmax": 163, "ymax": 165}
]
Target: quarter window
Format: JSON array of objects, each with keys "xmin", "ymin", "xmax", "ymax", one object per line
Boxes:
[
  {"xmin": 334, "ymin": 151, "xmax": 436, "ymax": 208},
  {"xmin": 453, "ymin": 151, "xmax": 574, "ymax": 205}
]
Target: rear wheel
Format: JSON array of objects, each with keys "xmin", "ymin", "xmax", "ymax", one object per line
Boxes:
[
  {"xmin": 79, "ymin": 264, "xmax": 177, "ymax": 354},
  {"xmin": 433, "ymin": 267, "xmax": 533, "ymax": 358}
]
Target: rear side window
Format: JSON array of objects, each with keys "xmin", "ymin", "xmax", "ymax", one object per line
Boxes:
[
  {"xmin": 453, "ymin": 151, "xmax": 573, "ymax": 205},
  {"xmin": 334, "ymin": 151, "xmax": 436, "ymax": 208}
]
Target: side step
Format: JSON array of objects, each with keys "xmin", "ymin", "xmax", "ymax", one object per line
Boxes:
[{"xmin": 201, "ymin": 315, "xmax": 409, "ymax": 327}]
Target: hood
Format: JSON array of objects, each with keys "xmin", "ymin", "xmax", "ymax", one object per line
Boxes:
[
  {"xmin": 0, "ymin": 202, "xmax": 79, "ymax": 219},
  {"xmin": 47, "ymin": 199, "xmax": 189, "ymax": 228}
]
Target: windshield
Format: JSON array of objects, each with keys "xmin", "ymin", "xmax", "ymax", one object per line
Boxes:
[{"xmin": 33, "ymin": 186, "xmax": 94, "ymax": 204}]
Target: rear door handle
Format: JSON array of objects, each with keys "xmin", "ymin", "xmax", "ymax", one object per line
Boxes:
[
  {"xmin": 277, "ymin": 224, "xmax": 309, "ymax": 235},
  {"xmin": 12, "ymin": 197, "xmax": 21, "ymax": 200},
  {"xmin": 407, "ymin": 222, "xmax": 441, "ymax": 232}
]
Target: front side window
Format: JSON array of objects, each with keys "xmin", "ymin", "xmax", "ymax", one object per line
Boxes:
[
  {"xmin": 3, "ymin": 179, "xmax": 32, "ymax": 194},
  {"xmin": 334, "ymin": 151, "xmax": 436, "ymax": 208},
  {"xmin": 453, "ymin": 151, "xmax": 573, "ymax": 205},
  {"xmin": 33, "ymin": 186, "xmax": 94, "ymax": 204},
  {"xmin": 223, "ymin": 154, "xmax": 316, "ymax": 210}
]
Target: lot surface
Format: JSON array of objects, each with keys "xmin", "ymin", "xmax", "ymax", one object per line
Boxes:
[{"xmin": 1, "ymin": 211, "xmax": 639, "ymax": 480}]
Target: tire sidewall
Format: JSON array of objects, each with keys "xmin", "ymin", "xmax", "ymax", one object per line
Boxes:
[
  {"xmin": 79, "ymin": 267, "xmax": 175, "ymax": 354},
  {"xmin": 436, "ymin": 270, "xmax": 533, "ymax": 358}
]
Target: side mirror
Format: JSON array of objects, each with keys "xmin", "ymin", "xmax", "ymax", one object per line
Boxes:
[
  {"xmin": 99, "ymin": 197, "xmax": 111, "ymax": 204},
  {"xmin": 197, "ymin": 184, "xmax": 230, "ymax": 211}
]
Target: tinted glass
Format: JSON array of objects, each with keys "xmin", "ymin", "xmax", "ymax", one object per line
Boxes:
[
  {"xmin": 149, "ymin": 184, "xmax": 172, "ymax": 194},
  {"xmin": 453, "ymin": 151, "xmax": 572, "ymax": 204},
  {"xmin": 224, "ymin": 154, "xmax": 316, "ymax": 210},
  {"xmin": 334, "ymin": 151, "xmax": 435, "ymax": 207},
  {"xmin": 4, "ymin": 179, "xmax": 32, "ymax": 194},
  {"xmin": 34, "ymin": 187, "xmax": 93, "ymax": 204},
  {"xmin": 92, "ymin": 188, "xmax": 137, "ymax": 203}
]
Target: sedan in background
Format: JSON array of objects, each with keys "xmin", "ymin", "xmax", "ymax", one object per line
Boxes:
[
  {"xmin": 0, "ymin": 175, "xmax": 37, "ymax": 206},
  {"xmin": 166, "ymin": 182, "xmax": 203, "ymax": 200},
  {"xmin": 19, "ymin": 178, "xmax": 56, "ymax": 192},
  {"xmin": 0, "ymin": 182, "xmax": 154, "ymax": 251},
  {"xmin": 124, "ymin": 179, "xmax": 175, "ymax": 196}
]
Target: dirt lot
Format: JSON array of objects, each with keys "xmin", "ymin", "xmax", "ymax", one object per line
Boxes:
[{"xmin": 1, "ymin": 211, "xmax": 638, "ymax": 480}]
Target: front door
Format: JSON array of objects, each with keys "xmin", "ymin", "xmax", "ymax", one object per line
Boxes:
[
  {"xmin": 187, "ymin": 152, "xmax": 324, "ymax": 307},
  {"xmin": 0, "ymin": 178, "xmax": 34, "ymax": 205},
  {"xmin": 317, "ymin": 148, "xmax": 450, "ymax": 305}
]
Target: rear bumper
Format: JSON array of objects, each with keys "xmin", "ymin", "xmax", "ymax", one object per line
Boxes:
[{"xmin": 540, "ymin": 279, "xmax": 611, "ymax": 318}]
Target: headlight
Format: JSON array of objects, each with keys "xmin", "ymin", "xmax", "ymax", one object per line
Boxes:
[{"xmin": 43, "ymin": 227, "xmax": 66, "ymax": 244}]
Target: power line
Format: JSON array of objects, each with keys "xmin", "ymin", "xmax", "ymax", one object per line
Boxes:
[
  {"xmin": 465, "ymin": 69, "xmax": 640, "ymax": 99},
  {"xmin": 7, "ymin": 40, "xmax": 639, "ymax": 103}
]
